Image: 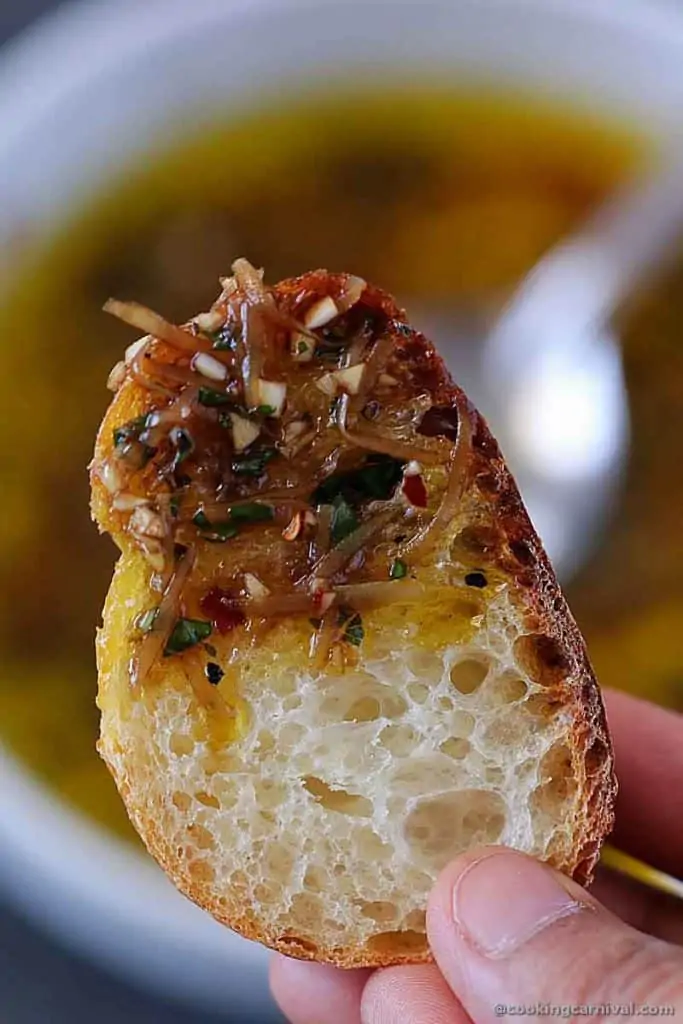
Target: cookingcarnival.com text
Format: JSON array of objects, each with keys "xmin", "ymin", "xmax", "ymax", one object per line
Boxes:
[{"xmin": 494, "ymin": 1004, "xmax": 676, "ymax": 1018}]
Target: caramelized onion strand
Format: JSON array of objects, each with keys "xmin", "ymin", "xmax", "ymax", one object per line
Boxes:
[
  {"xmin": 104, "ymin": 299, "xmax": 212, "ymax": 354},
  {"xmin": 130, "ymin": 546, "xmax": 197, "ymax": 688},
  {"xmin": 305, "ymin": 507, "xmax": 399, "ymax": 583},
  {"xmin": 398, "ymin": 395, "xmax": 473, "ymax": 560}
]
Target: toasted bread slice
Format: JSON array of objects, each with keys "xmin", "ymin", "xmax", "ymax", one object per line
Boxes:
[{"xmin": 91, "ymin": 261, "xmax": 614, "ymax": 968}]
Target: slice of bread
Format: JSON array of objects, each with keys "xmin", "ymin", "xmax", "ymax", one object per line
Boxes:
[{"xmin": 91, "ymin": 263, "xmax": 614, "ymax": 968}]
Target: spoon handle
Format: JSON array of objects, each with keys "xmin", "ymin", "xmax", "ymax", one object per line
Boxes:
[
  {"xmin": 487, "ymin": 148, "xmax": 683, "ymax": 374},
  {"xmin": 572, "ymin": 148, "xmax": 683, "ymax": 320}
]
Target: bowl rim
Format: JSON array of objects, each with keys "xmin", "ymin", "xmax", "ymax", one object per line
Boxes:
[{"xmin": 3, "ymin": 0, "xmax": 683, "ymax": 155}]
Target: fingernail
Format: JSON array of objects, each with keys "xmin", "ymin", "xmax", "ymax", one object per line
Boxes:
[{"xmin": 453, "ymin": 851, "xmax": 581, "ymax": 958}]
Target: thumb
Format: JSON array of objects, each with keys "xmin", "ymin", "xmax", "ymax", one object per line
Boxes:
[{"xmin": 427, "ymin": 847, "xmax": 683, "ymax": 1024}]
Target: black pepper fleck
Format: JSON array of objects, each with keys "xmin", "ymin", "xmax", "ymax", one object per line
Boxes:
[
  {"xmin": 205, "ymin": 662, "xmax": 225, "ymax": 686},
  {"xmin": 465, "ymin": 571, "xmax": 487, "ymax": 589}
]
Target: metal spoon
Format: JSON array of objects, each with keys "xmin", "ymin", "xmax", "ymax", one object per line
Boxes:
[{"xmin": 418, "ymin": 150, "xmax": 683, "ymax": 579}]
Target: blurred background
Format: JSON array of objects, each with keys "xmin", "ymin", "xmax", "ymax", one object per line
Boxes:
[{"xmin": 0, "ymin": 0, "xmax": 682, "ymax": 1020}]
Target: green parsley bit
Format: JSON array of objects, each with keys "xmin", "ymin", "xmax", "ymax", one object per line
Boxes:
[
  {"xmin": 207, "ymin": 522, "xmax": 240, "ymax": 542},
  {"xmin": 164, "ymin": 618, "xmax": 212, "ymax": 656},
  {"xmin": 341, "ymin": 612, "xmax": 364, "ymax": 647},
  {"xmin": 389, "ymin": 558, "xmax": 408, "ymax": 580},
  {"xmin": 113, "ymin": 414, "xmax": 149, "ymax": 449},
  {"xmin": 228, "ymin": 502, "xmax": 275, "ymax": 525},
  {"xmin": 115, "ymin": 440, "xmax": 156, "ymax": 469},
  {"xmin": 198, "ymin": 387, "xmax": 233, "ymax": 407},
  {"xmin": 312, "ymin": 455, "xmax": 405, "ymax": 506},
  {"xmin": 254, "ymin": 404, "xmax": 276, "ymax": 416},
  {"xmin": 210, "ymin": 324, "xmax": 240, "ymax": 351},
  {"xmin": 170, "ymin": 427, "xmax": 194, "ymax": 467},
  {"xmin": 193, "ymin": 504, "xmax": 273, "ymax": 541},
  {"xmin": 231, "ymin": 447, "xmax": 278, "ymax": 478},
  {"xmin": 297, "ymin": 340, "xmax": 309, "ymax": 354},
  {"xmin": 330, "ymin": 494, "xmax": 359, "ymax": 545},
  {"xmin": 192, "ymin": 510, "xmax": 212, "ymax": 530},
  {"xmin": 169, "ymin": 494, "xmax": 180, "ymax": 519},
  {"xmin": 192, "ymin": 509, "xmax": 239, "ymax": 542}
]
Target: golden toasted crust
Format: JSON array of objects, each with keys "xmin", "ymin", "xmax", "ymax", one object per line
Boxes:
[{"xmin": 93, "ymin": 269, "xmax": 614, "ymax": 967}]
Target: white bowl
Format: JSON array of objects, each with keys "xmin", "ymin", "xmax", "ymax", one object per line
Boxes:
[{"xmin": 1, "ymin": 0, "xmax": 683, "ymax": 1014}]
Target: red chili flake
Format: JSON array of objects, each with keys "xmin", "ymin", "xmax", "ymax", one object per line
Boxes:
[
  {"xmin": 402, "ymin": 473, "xmax": 428, "ymax": 508},
  {"xmin": 200, "ymin": 587, "xmax": 245, "ymax": 634},
  {"xmin": 310, "ymin": 579, "xmax": 336, "ymax": 615}
]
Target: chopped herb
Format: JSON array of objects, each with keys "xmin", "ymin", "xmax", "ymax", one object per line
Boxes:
[
  {"xmin": 170, "ymin": 427, "xmax": 194, "ymax": 468},
  {"xmin": 113, "ymin": 416, "xmax": 155, "ymax": 468},
  {"xmin": 198, "ymin": 387, "xmax": 233, "ymax": 407},
  {"xmin": 192, "ymin": 509, "xmax": 239, "ymax": 542},
  {"xmin": 115, "ymin": 439, "xmax": 156, "ymax": 469},
  {"xmin": 169, "ymin": 494, "xmax": 180, "ymax": 518},
  {"xmin": 193, "ymin": 503, "xmax": 273, "ymax": 541},
  {"xmin": 164, "ymin": 618, "xmax": 212, "ymax": 656},
  {"xmin": 465, "ymin": 571, "xmax": 487, "ymax": 589},
  {"xmin": 228, "ymin": 502, "xmax": 275, "ymax": 525},
  {"xmin": 218, "ymin": 404, "xmax": 254, "ymax": 427},
  {"xmin": 312, "ymin": 454, "xmax": 405, "ymax": 507},
  {"xmin": 231, "ymin": 447, "xmax": 278, "ymax": 477},
  {"xmin": 210, "ymin": 323, "xmax": 240, "ymax": 351},
  {"xmin": 113, "ymin": 414, "xmax": 149, "ymax": 449},
  {"xmin": 330, "ymin": 495, "xmax": 359, "ymax": 545},
  {"xmin": 254, "ymin": 404, "xmax": 276, "ymax": 416},
  {"xmin": 297, "ymin": 340, "xmax": 309, "ymax": 354},
  {"xmin": 339, "ymin": 609, "xmax": 364, "ymax": 647},
  {"xmin": 209, "ymin": 523, "xmax": 240, "ymax": 541},
  {"xmin": 136, "ymin": 608, "xmax": 159, "ymax": 633},
  {"xmin": 205, "ymin": 662, "xmax": 225, "ymax": 685},
  {"xmin": 389, "ymin": 558, "xmax": 408, "ymax": 580}
]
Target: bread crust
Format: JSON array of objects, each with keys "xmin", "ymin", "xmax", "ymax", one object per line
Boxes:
[{"xmin": 93, "ymin": 269, "xmax": 615, "ymax": 967}]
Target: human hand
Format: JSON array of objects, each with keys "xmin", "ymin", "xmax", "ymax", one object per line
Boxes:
[{"xmin": 271, "ymin": 690, "xmax": 683, "ymax": 1023}]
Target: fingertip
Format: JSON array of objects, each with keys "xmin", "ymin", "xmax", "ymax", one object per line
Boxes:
[
  {"xmin": 427, "ymin": 845, "xmax": 503, "ymax": 939},
  {"xmin": 269, "ymin": 954, "xmax": 370, "ymax": 1024},
  {"xmin": 361, "ymin": 964, "xmax": 469, "ymax": 1024},
  {"xmin": 426, "ymin": 845, "xmax": 680, "ymax": 1024},
  {"xmin": 427, "ymin": 845, "xmax": 593, "ymax": 944}
]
